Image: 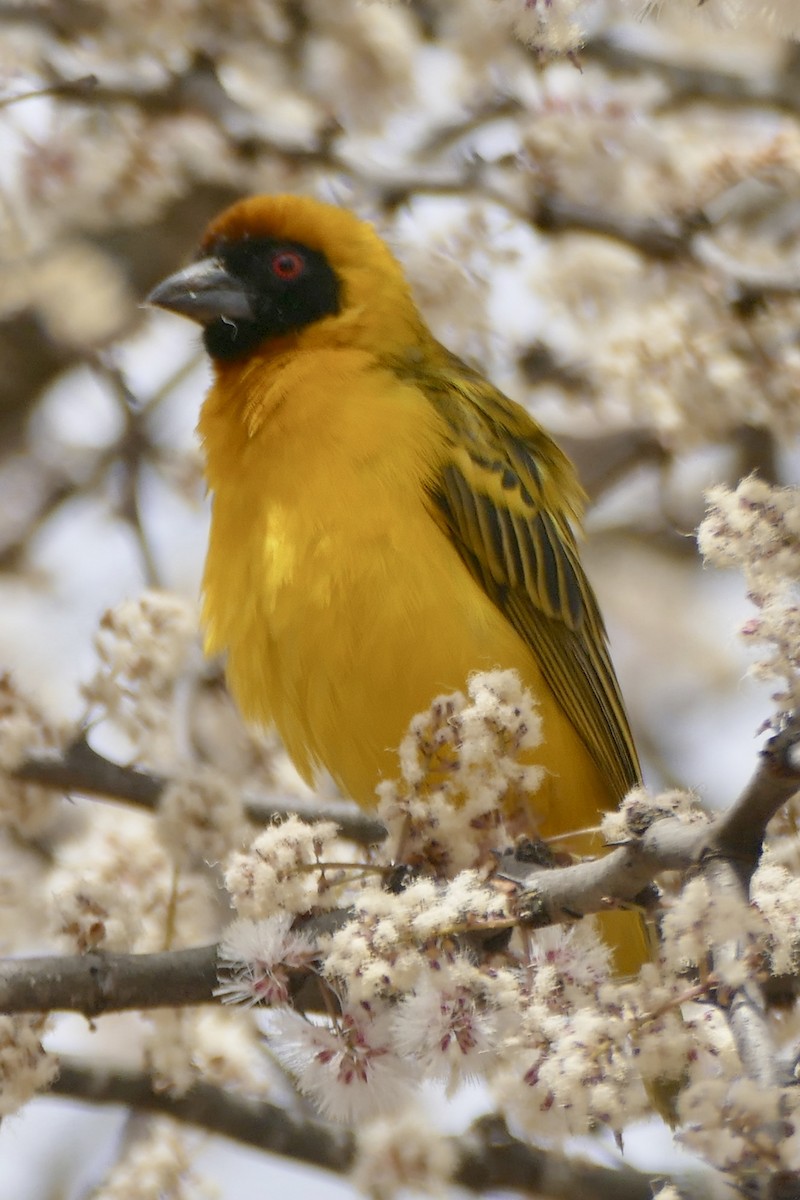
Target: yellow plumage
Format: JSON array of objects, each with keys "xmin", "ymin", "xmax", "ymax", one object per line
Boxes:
[{"xmin": 149, "ymin": 194, "xmax": 643, "ymax": 969}]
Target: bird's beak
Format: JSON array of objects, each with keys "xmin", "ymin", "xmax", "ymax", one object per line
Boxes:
[{"xmin": 146, "ymin": 258, "xmax": 254, "ymax": 325}]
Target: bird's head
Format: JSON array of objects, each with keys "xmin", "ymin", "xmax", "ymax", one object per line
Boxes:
[{"xmin": 147, "ymin": 194, "xmax": 427, "ymax": 362}]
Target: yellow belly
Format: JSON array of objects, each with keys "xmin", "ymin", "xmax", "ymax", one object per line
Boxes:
[{"xmin": 228, "ymin": 502, "xmax": 608, "ymax": 830}]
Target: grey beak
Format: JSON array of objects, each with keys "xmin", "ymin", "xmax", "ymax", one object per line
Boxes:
[{"xmin": 146, "ymin": 258, "xmax": 254, "ymax": 325}]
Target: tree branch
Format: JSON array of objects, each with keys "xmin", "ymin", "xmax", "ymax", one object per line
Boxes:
[
  {"xmin": 51, "ymin": 1058, "xmax": 354, "ymax": 1174},
  {"xmin": 5, "ymin": 719, "xmax": 799, "ymax": 1021},
  {"xmin": 0, "ymin": 945, "xmax": 219, "ymax": 1017},
  {"xmin": 502, "ymin": 715, "xmax": 800, "ymax": 926},
  {"xmin": 13, "ymin": 737, "xmax": 387, "ymax": 846},
  {"xmin": 584, "ymin": 34, "xmax": 800, "ymax": 117},
  {"xmin": 49, "ymin": 1058, "xmax": 664, "ymax": 1200}
]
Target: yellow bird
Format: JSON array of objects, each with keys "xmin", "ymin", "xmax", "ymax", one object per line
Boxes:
[{"xmin": 149, "ymin": 194, "xmax": 643, "ymax": 968}]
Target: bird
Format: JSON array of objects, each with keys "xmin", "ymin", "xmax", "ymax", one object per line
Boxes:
[{"xmin": 148, "ymin": 193, "xmax": 644, "ymax": 969}]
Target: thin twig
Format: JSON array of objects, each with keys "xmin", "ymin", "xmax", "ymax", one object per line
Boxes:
[{"xmin": 13, "ymin": 737, "xmax": 387, "ymax": 846}]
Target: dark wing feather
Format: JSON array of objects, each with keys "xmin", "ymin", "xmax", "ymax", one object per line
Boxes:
[{"xmin": 394, "ymin": 348, "xmax": 640, "ymax": 801}]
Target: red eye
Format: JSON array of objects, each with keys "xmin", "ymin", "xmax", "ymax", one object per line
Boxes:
[{"xmin": 271, "ymin": 250, "xmax": 305, "ymax": 280}]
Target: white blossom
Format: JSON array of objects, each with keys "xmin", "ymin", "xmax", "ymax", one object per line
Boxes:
[
  {"xmin": 216, "ymin": 914, "xmax": 316, "ymax": 1007},
  {"xmin": 158, "ymin": 765, "xmax": 247, "ymax": 867},
  {"xmin": 266, "ymin": 1004, "xmax": 417, "ymax": 1124},
  {"xmin": 352, "ymin": 1111, "xmax": 458, "ymax": 1200},
  {"xmin": 224, "ymin": 815, "xmax": 342, "ymax": 917},
  {"xmin": 0, "ymin": 674, "xmax": 66, "ymax": 836},
  {"xmin": 699, "ymin": 478, "xmax": 800, "ymax": 717},
  {"xmin": 391, "ymin": 968, "xmax": 499, "ymax": 1085},
  {"xmin": 378, "ymin": 670, "xmax": 544, "ymax": 874},
  {"xmin": 660, "ymin": 872, "xmax": 767, "ymax": 983},
  {"xmin": 93, "ymin": 1118, "xmax": 215, "ymax": 1200},
  {"xmin": 82, "ymin": 592, "xmax": 198, "ymax": 764},
  {"xmin": 0, "ymin": 1015, "xmax": 57, "ymax": 1117}
]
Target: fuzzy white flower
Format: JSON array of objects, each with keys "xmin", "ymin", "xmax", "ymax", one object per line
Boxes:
[
  {"xmin": 640, "ymin": 0, "xmax": 800, "ymax": 37},
  {"xmin": 82, "ymin": 591, "xmax": 198, "ymax": 764},
  {"xmin": 677, "ymin": 1077, "xmax": 797, "ymax": 1174},
  {"xmin": 352, "ymin": 1110, "xmax": 458, "ymax": 1200},
  {"xmin": 266, "ymin": 1004, "xmax": 417, "ymax": 1124},
  {"xmin": 94, "ymin": 1117, "xmax": 215, "ymax": 1200},
  {"xmin": 391, "ymin": 968, "xmax": 498, "ymax": 1085},
  {"xmin": 322, "ymin": 872, "xmax": 510, "ymax": 1005},
  {"xmin": 0, "ymin": 1015, "xmax": 57, "ymax": 1116},
  {"xmin": 600, "ymin": 786, "xmax": 707, "ymax": 844},
  {"xmin": 497, "ymin": 1003, "xmax": 647, "ymax": 1139},
  {"xmin": 751, "ymin": 860, "xmax": 800, "ymax": 975},
  {"xmin": 191, "ymin": 1008, "xmax": 269, "ymax": 1091},
  {"xmin": 158, "ymin": 765, "xmax": 247, "ymax": 868},
  {"xmin": 699, "ymin": 479, "xmax": 800, "ymax": 718},
  {"xmin": 321, "ymin": 882, "xmax": 430, "ymax": 1005},
  {"xmin": 144, "ymin": 1010, "xmax": 197, "ymax": 1097},
  {"xmin": 378, "ymin": 671, "xmax": 543, "ymax": 875},
  {"xmin": 492, "ymin": 0, "xmax": 585, "ymax": 54},
  {"xmin": 408, "ymin": 871, "xmax": 510, "ymax": 941},
  {"xmin": 216, "ymin": 914, "xmax": 316, "ymax": 1007},
  {"xmin": 0, "ymin": 674, "xmax": 66, "ymax": 837},
  {"xmin": 51, "ymin": 808, "xmax": 219, "ymax": 953},
  {"xmin": 224, "ymin": 815, "xmax": 341, "ymax": 917},
  {"xmin": 31, "ymin": 240, "xmax": 130, "ymax": 349},
  {"xmin": 524, "ymin": 923, "xmax": 612, "ymax": 1007},
  {"xmin": 660, "ymin": 876, "xmax": 766, "ymax": 980}
]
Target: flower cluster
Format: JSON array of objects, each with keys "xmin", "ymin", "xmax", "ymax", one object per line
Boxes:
[
  {"xmin": 660, "ymin": 876, "xmax": 767, "ymax": 985},
  {"xmin": 224, "ymin": 814, "xmax": 343, "ymax": 917},
  {"xmin": 600, "ymin": 784, "xmax": 708, "ymax": 845},
  {"xmin": 698, "ymin": 477, "xmax": 800, "ymax": 718},
  {"xmin": 216, "ymin": 914, "xmax": 316, "ymax": 1008},
  {"xmin": 93, "ymin": 1118, "xmax": 215, "ymax": 1200},
  {"xmin": 209, "ymin": 656, "xmax": 800, "ymax": 1167},
  {"xmin": 491, "ymin": 0, "xmax": 585, "ymax": 55},
  {"xmin": 158, "ymin": 765, "xmax": 247, "ymax": 868},
  {"xmin": 51, "ymin": 807, "xmax": 219, "ymax": 954},
  {"xmin": 751, "ymin": 858, "xmax": 800, "ymax": 976},
  {"xmin": 378, "ymin": 669, "xmax": 544, "ymax": 874},
  {"xmin": 0, "ymin": 673, "xmax": 66, "ymax": 836},
  {"xmin": 82, "ymin": 591, "xmax": 198, "ymax": 764},
  {"xmin": 351, "ymin": 1111, "xmax": 458, "ymax": 1200},
  {"xmin": 0, "ymin": 1015, "xmax": 57, "ymax": 1118},
  {"xmin": 678, "ymin": 1077, "xmax": 800, "ymax": 1176},
  {"xmin": 215, "ymin": 672, "xmax": 669, "ymax": 1136}
]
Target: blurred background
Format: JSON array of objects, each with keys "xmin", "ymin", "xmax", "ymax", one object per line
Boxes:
[{"xmin": 1, "ymin": 1, "xmax": 800, "ymax": 1194}]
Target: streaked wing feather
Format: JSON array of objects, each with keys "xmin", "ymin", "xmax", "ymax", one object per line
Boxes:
[{"xmin": 407, "ymin": 353, "xmax": 640, "ymax": 800}]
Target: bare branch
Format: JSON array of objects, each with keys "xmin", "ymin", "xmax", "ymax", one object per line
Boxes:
[
  {"xmin": 584, "ymin": 34, "xmax": 800, "ymax": 116},
  {"xmin": 50, "ymin": 1058, "xmax": 354, "ymax": 1174},
  {"xmin": 48, "ymin": 1059, "xmax": 664, "ymax": 1200},
  {"xmin": 531, "ymin": 192, "xmax": 702, "ymax": 260},
  {"xmin": 698, "ymin": 716, "xmax": 800, "ymax": 1093},
  {"xmin": 0, "ymin": 945, "xmax": 219, "ymax": 1017},
  {"xmin": 503, "ymin": 715, "xmax": 800, "ymax": 927},
  {"xmin": 13, "ymin": 738, "xmax": 387, "ymax": 846},
  {"xmin": 714, "ymin": 713, "xmax": 800, "ymax": 875}
]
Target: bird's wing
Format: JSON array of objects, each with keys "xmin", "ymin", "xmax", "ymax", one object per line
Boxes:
[{"xmin": 401, "ymin": 350, "xmax": 640, "ymax": 800}]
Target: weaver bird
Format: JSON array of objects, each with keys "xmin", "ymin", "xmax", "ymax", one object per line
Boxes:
[{"xmin": 149, "ymin": 195, "xmax": 643, "ymax": 967}]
